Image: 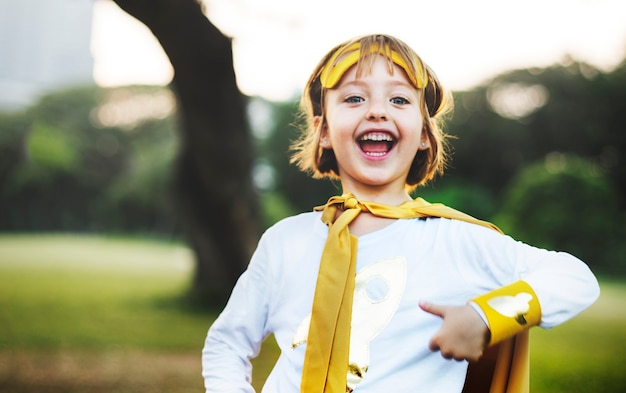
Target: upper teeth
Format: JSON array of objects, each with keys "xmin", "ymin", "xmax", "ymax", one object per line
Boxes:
[{"xmin": 361, "ymin": 133, "xmax": 393, "ymax": 142}]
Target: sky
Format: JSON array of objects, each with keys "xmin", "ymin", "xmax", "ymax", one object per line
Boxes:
[{"xmin": 92, "ymin": 0, "xmax": 626, "ymax": 102}]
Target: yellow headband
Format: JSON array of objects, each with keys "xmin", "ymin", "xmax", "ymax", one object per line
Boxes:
[{"xmin": 319, "ymin": 42, "xmax": 428, "ymax": 89}]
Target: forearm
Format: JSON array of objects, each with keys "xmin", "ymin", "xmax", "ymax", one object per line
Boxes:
[
  {"xmin": 201, "ymin": 243, "xmax": 272, "ymax": 392},
  {"xmin": 522, "ymin": 250, "xmax": 600, "ymax": 328},
  {"xmin": 472, "ymin": 250, "xmax": 600, "ymax": 345}
]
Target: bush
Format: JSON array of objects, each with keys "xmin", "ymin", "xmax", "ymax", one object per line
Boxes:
[
  {"xmin": 0, "ymin": 85, "xmax": 180, "ymax": 236},
  {"xmin": 495, "ymin": 153, "xmax": 625, "ymax": 275}
]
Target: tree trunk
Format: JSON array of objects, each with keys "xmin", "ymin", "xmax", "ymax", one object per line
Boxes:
[{"xmin": 112, "ymin": 0, "xmax": 260, "ymax": 306}]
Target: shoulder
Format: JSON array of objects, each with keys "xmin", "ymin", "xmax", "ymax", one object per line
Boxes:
[
  {"xmin": 246, "ymin": 211, "xmax": 325, "ymax": 279},
  {"xmin": 423, "ymin": 215, "xmax": 505, "ymax": 240},
  {"xmin": 266, "ymin": 210, "xmax": 322, "ymax": 231},
  {"xmin": 260, "ymin": 211, "xmax": 326, "ymax": 244},
  {"xmin": 252, "ymin": 212, "xmax": 327, "ymax": 290},
  {"xmin": 417, "ymin": 216, "xmax": 518, "ymax": 261}
]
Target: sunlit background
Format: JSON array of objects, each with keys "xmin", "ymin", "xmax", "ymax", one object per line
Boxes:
[
  {"xmin": 3, "ymin": 0, "xmax": 625, "ymax": 110},
  {"xmin": 91, "ymin": 0, "xmax": 626, "ymax": 101}
]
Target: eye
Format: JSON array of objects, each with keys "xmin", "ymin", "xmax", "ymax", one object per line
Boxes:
[
  {"xmin": 345, "ymin": 95, "xmax": 364, "ymax": 104},
  {"xmin": 390, "ymin": 96, "xmax": 410, "ymax": 105}
]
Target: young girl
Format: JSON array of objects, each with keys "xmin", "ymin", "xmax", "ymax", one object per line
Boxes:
[{"xmin": 202, "ymin": 34, "xmax": 599, "ymax": 393}]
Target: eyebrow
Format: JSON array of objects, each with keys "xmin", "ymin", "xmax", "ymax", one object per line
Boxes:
[
  {"xmin": 337, "ymin": 79, "xmax": 415, "ymax": 90},
  {"xmin": 336, "ymin": 81, "xmax": 419, "ymax": 101}
]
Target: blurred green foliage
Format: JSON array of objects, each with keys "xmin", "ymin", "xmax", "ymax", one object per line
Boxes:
[
  {"xmin": 27, "ymin": 122, "xmax": 79, "ymax": 171},
  {"xmin": 496, "ymin": 154, "xmax": 625, "ymax": 274},
  {"xmin": 0, "ymin": 85, "xmax": 179, "ymax": 236}
]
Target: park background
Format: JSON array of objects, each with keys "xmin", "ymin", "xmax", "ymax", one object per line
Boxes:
[{"xmin": 1, "ymin": 0, "xmax": 625, "ymax": 392}]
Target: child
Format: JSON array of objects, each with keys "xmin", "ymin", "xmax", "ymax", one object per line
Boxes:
[{"xmin": 202, "ymin": 34, "xmax": 599, "ymax": 393}]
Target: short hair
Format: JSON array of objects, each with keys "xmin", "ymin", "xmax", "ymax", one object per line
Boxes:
[{"xmin": 290, "ymin": 34, "xmax": 453, "ymax": 190}]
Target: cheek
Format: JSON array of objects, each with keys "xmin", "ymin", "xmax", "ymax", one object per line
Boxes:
[
  {"xmin": 399, "ymin": 112, "xmax": 424, "ymax": 136},
  {"xmin": 325, "ymin": 116, "xmax": 355, "ymax": 142},
  {"xmin": 421, "ymin": 118, "xmax": 434, "ymax": 141},
  {"xmin": 412, "ymin": 113, "xmax": 427, "ymax": 140}
]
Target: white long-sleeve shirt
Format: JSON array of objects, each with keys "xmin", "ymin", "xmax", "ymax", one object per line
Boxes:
[{"xmin": 202, "ymin": 211, "xmax": 599, "ymax": 392}]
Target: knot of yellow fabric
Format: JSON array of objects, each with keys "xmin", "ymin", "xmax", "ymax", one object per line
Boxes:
[
  {"xmin": 302, "ymin": 193, "xmax": 502, "ymax": 392},
  {"xmin": 342, "ymin": 195, "xmax": 359, "ymax": 210}
]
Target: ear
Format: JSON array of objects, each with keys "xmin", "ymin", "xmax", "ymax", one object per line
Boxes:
[
  {"xmin": 419, "ymin": 132, "xmax": 430, "ymax": 150},
  {"xmin": 316, "ymin": 116, "xmax": 331, "ymax": 148},
  {"xmin": 313, "ymin": 115, "xmax": 322, "ymax": 130}
]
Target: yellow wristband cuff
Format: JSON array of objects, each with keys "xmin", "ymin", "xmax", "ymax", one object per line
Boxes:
[{"xmin": 472, "ymin": 280, "xmax": 542, "ymax": 345}]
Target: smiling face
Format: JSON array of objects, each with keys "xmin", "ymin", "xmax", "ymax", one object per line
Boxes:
[{"xmin": 319, "ymin": 55, "xmax": 429, "ymax": 202}]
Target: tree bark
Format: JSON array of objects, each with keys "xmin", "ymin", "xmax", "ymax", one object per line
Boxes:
[{"xmin": 112, "ymin": 0, "xmax": 260, "ymax": 306}]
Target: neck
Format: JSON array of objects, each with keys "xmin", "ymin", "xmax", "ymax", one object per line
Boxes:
[{"xmin": 340, "ymin": 187, "xmax": 412, "ymax": 206}]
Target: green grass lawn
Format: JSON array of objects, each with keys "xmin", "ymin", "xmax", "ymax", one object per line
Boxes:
[
  {"xmin": 0, "ymin": 234, "xmax": 623, "ymax": 392},
  {"xmin": 530, "ymin": 280, "xmax": 626, "ymax": 392}
]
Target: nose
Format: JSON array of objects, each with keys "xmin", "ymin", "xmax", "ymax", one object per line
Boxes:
[{"xmin": 365, "ymin": 98, "xmax": 388, "ymax": 121}]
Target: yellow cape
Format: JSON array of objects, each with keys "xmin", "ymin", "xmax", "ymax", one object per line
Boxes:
[{"xmin": 463, "ymin": 332, "xmax": 529, "ymax": 393}]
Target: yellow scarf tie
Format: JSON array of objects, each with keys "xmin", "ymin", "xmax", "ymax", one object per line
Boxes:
[{"xmin": 301, "ymin": 193, "xmax": 503, "ymax": 392}]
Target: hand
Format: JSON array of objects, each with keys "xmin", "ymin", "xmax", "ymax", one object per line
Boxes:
[{"xmin": 419, "ymin": 301, "xmax": 490, "ymax": 362}]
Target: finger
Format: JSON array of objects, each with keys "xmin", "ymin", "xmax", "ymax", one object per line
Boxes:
[
  {"xmin": 428, "ymin": 337, "xmax": 440, "ymax": 353},
  {"xmin": 434, "ymin": 342, "xmax": 453, "ymax": 359},
  {"xmin": 419, "ymin": 301, "xmax": 446, "ymax": 318}
]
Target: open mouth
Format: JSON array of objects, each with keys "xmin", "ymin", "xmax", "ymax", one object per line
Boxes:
[{"xmin": 358, "ymin": 132, "xmax": 396, "ymax": 157}]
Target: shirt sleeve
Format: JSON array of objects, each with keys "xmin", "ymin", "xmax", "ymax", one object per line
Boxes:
[
  {"xmin": 202, "ymin": 233, "xmax": 273, "ymax": 393},
  {"xmin": 518, "ymin": 245, "xmax": 600, "ymax": 328}
]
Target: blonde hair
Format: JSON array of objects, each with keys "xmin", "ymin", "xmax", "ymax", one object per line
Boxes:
[{"xmin": 290, "ymin": 34, "xmax": 453, "ymax": 190}]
